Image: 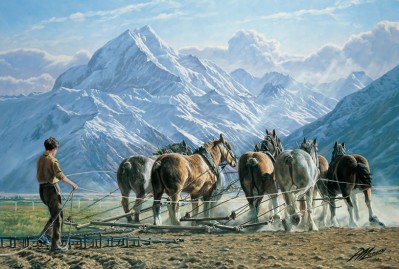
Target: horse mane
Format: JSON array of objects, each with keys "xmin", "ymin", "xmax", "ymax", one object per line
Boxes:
[
  {"xmin": 154, "ymin": 141, "xmax": 192, "ymax": 155},
  {"xmin": 203, "ymin": 140, "xmax": 215, "ymax": 149}
]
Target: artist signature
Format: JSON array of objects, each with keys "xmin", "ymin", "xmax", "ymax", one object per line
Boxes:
[{"xmin": 347, "ymin": 246, "xmax": 386, "ymax": 262}]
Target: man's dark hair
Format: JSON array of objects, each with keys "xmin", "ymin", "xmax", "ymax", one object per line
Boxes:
[{"xmin": 44, "ymin": 137, "xmax": 60, "ymax": 151}]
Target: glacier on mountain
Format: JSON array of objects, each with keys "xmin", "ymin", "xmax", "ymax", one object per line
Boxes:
[{"xmin": 0, "ymin": 26, "xmax": 346, "ymax": 193}]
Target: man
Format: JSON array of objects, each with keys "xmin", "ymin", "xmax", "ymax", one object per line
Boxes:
[{"xmin": 36, "ymin": 137, "xmax": 78, "ymax": 251}]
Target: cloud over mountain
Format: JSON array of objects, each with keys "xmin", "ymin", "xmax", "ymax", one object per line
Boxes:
[
  {"xmin": 0, "ymin": 48, "xmax": 91, "ymax": 95},
  {"xmin": 182, "ymin": 21, "xmax": 399, "ymax": 83}
]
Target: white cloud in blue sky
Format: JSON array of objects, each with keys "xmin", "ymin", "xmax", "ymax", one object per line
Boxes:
[
  {"xmin": 0, "ymin": 0, "xmax": 398, "ymax": 95},
  {"xmin": 1, "ymin": 0, "xmax": 398, "ymax": 56}
]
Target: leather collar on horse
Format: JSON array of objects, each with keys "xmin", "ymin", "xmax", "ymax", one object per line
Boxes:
[
  {"xmin": 257, "ymin": 136, "xmax": 279, "ymax": 162},
  {"xmin": 195, "ymin": 146, "xmax": 221, "ymax": 176}
]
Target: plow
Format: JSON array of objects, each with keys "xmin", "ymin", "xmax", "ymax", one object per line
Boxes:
[
  {"xmin": 0, "ymin": 168, "xmax": 348, "ymax": 253},
  {"xmin": 0, "ymin": 233, "xmax": 184, "ymax": 249}
]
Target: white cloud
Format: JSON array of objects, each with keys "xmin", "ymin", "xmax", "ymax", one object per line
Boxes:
[
  {"xmin": 181, "ymin": 21, "xmax": 399, "ymax": 83},
  {"xmin": 30, "ymin": 3, "xmax": 151, "ymax": 30},
  {"xmin": 260, "ymin": 7, "xmax": 335, "ymax": 21},
  {"xmin": 150, "ymin": 11, "xmax": 184, "ymax": 20},
  {"xmin": 0, "ymin": 74, "xmax": 54, "ymax": 95},
  {"xmin": 181, "ymin": 30, "xmax": 286, "ymax": 76},
  {"xmin": 0, "ymin": 48, "xmax": 91, "ymax": 96},
  {"xmin": 282, "ymin": 21, "xmax": 399, "ymax": 82}
]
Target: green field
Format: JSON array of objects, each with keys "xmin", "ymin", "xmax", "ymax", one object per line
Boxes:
[{"xmin": 0, "ymin": 197, "xmax": 132, "ymax": 237}]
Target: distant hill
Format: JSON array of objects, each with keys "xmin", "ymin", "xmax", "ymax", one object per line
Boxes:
[{"xmin": 283, "ymin": 65, "xmax": 399, "ymax": 185}]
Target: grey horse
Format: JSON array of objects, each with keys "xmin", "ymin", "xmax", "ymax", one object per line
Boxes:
[
  {"xmin": 275, "ymin": 139, "xmax": 319, "ymax": 231},
  {"xmin": 117, "ymin": 141, "xmax": 193, "ymax": 222}
]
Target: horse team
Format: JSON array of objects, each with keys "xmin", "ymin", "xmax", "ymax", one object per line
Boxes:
[{"xmin": 117, "ymin": 131, "xmax": 385, "ymax": 231}]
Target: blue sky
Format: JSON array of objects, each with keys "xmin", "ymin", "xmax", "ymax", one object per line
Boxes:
[{"xmin": 1, "ymin": 0, "xmax": 398, "ymax": 57}]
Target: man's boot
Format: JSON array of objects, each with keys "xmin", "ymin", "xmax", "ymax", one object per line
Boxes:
[
  {"xmin": 38, "ymin": 234, "xmax": 51, "ymax": 246},
  {"xmin": 134, "ymin": 213, "xmax": 140, "ymax": 223}
]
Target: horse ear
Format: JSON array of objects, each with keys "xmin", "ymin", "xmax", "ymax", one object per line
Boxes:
[
  {"xmin": 266, "ymin": 129, "xmax": 269, "ymax": 135},
  {"xmin": 342, "ymin": 142, "xmax": 345, "ymax": 149},
  {"xmin": 273, "ymin": 129, "xmax": 276, "ymax": 137},
  {"xmin": 334, "ymin": 141, "xmax": 338, "ymax": 148},
  {"xmin": 303, "ymin": 137, "xmax": 306, "ymax": 143},
  {"xmin": 182, "ymin": 140, "xmax": 186, "ymax": 147},
  {"xmin": 219, "ymin": 133, "xmax": 225, "ymax": 143},
  {"xmin": 313, "ymin": 139, "xmax": 317, "ymax": 145}
]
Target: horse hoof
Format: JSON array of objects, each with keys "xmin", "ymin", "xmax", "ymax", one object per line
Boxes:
[
  {"xmin": 291, "ymin": 214, "xmax": 300, "ymax": 226},
  {"xmin": 370, "ymin": 216, "xmax": 385, "ymax": 227},
  {"xmin": 272, "ymin": 215, "xmax": 281, "ymax": 220},
  {"xmin": 282, "ymin": 219, "xmax": 291, "ymax": 232},
  {"xmin": 349, "ymin": 222, "xmax": 358, "ymax": 228},
  {"xmin": 310, "ymin": 226, "xmax": 319, "ymax": 232},
  {"xmin": 330, "ymin": 218, "xmax": 339, "ymax": 227}
]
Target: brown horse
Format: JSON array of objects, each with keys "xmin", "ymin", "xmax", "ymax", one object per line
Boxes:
[
  {"xmin": 324, "ymin": 142, "xmax": 384, "ymax": 227},
  {"xmin": 117, "ymin": 141, "xmax": 193, "ymax": 222},
  {"xmin": 299, "ymin": 138, "xmax": 329, "ymax": 225},
  {"xmin": 239, "ymin": 129, "xmax": 284, "ymax": 223},
  {"xmin": 151, "ymin": 134, "xmax": 237, "ymax": 225}
]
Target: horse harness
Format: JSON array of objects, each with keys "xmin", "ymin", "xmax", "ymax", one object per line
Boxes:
[
  {"xmin": 195, "ymin": 146, "xmax": 221, "ymax": 177},
  {"xmin": 259, "ymin": 135, "xmax": 279, "ymax": 162}
]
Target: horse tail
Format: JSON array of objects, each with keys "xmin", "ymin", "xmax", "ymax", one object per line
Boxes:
[
  {"xmin": 247, "ymin": 157, "xmax": 259, "ymax": 167},
  {"xmin": 284, "ymin": 155, "xmax": 294, "ymax": 184},
  {"xmin": 247, "ymin": 157, "xmax": 261, "ymax": 196},
  {"xmin": 117, "ymin": 159, "xmax": 132, "ymax": 188},
  {"xmin": 355, "ymin": 163, "xmax": 372, "ymax": 187},
  {"xmin": 122, "ymin": 161, "xmax": 132, "ymax": 175},
  {"xmin": 151, "ymin": 160, "xmax": 165, "ymax": 201}
]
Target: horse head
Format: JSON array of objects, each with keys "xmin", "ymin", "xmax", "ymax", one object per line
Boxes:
[
  {"xmin": 154, "ymin": 140, "xmax": 193, "ymax": 155},
  {"xmin": 258, "ymin": 129, "xmax": 283, "ymax": 158},
  {"xmin": 332, "ymin": 141, "xmax": 346, "ymax": 160},
  {"xmin": 300, "ymin": 137, "xmax": 318, "ymax": 165},
  {"xmin": 215, "ymin": 134, "xmax": 237, "ymax": 167},
  {"xmin": 179, "ymin": 140, "xmax": 193, "ymax": 155}
]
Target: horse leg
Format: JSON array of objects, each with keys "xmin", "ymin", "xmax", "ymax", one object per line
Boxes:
[
  {"xmin": 298, "ymin": 199, "xmax": 307, "ymax": 228},
  {"xmin": 351, "ymin": 192, "xmax": 360, "ymax": 221},
  {"xmin": 203, "ymin": 193, "xmax": 213, "ymax": 219},
  {"xmin": 120, "ymin": 188, "xmax": 132, "ymax": 223},
  {"xmin": 269, "ymin": 194, "xmax": 279, "ymax": 219},
  {"xmin": 152, "ymin": 176, "xmax": 164, "ymax": 226},
  {"xmin": 242, "ymin": 185, "xmax": 259, "ymax": 223},
  {"xmin": 248, "ymin": 200, "xmax": 259, "ymax": 223},
  {"xmin": 190, "ymin": 196, "xmax": 200, "ymax": 226},
  {"xmin": 305, "ymin": 187, "xmax": 318, "ymax": 231},
  {"xmin": 132, "ymin": 186, "xmax": 145, "ymax": 223},
  {"xmin": 329, "ymin": 195, "xmax": 339, "ymax": 227},
  {"xmin": 282, "ymin": 192, "xmax": 299, "ymax": 232},
  {"xmin": 343, "ymin": 193, "xmax": 357, "ymax": 227},
  {"xmin": 167, "ymin": 194, "xmax": 182, "ymax": 225},
  {"xmin": 316, "ymin": 181, "xmax": 328, "ymax": 226},
  {"xmin": 152, "ymin": 190, "xmax": 163, "ymax": 226},
  {"xmin": 319, "ymin": 198, "xmax": 328, "ymax": 227},
  {"xmin": 364, "ymin": 188, "xmax": 385, "ymax": 227},
  {"xmin": 254, "ymin": 196, "xmax": 263, "ymax": 220}
]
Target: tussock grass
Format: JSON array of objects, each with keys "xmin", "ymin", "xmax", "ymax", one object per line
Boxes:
[{"xmin": 0, "ymin": 198, "xmax": 124, "ymax": 237}]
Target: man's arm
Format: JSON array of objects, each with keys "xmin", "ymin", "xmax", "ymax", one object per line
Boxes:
[{"xmin": 60, "ymin": 176, "xmax": 78, "ymax": 191}]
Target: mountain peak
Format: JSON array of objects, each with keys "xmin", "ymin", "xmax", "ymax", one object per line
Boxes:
[
  {"xmin": 138, "ymin": 25, "xmax": 155, "ymax": 35},
  {"xmin": 259, "ymin": 83, "xmax": 287, "ymax": 99}
]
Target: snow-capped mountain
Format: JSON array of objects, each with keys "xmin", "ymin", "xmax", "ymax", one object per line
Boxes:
[
  {"xmin": 315, "ymin": 71, "xmax": 373, "ymax": 100},
  {"xmin": 283, "ymin": 65, "xmax": 399, "ymax": 184},
  {"xmin": 231, "ymin": 69, "xmax": 338, "ymax": 135},
  {"xmin": 0, "ymin": 26, "xmax": 337, "ymax": 193}
]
